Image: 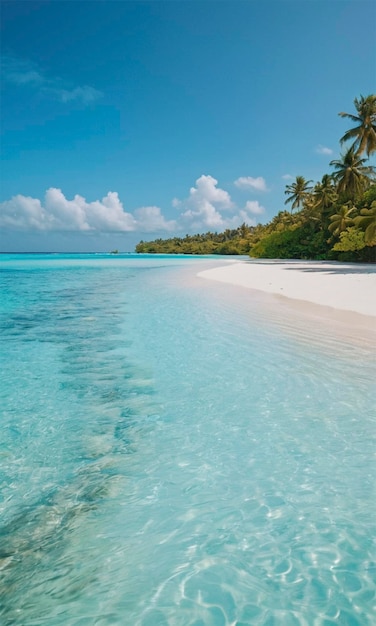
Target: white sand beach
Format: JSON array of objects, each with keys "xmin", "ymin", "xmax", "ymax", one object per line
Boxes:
[{"xmin": 198, "ymin": 260, "xmax": 376, "ymax": 318}]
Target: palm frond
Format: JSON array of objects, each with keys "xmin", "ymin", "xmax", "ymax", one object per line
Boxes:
[
  {"xmin": 338, "ymin": 112, "xmax": 360, "ymax": 123},
  {"xmin": 340, "ymin": 126, "xmax": 363, "ymax": 144}
]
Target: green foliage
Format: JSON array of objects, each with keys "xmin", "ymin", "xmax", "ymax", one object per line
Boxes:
[
  {"xmin": 250, "ymin": 225, "xmax": 329, "ymax": 260},
  {"xmin": 359, "ymin": 185, "xmax": 376, "ymax": 207},
  {"xmin": 339, "ymin": 94, "xmax": 376, "ymax": 157},
  {"xmin": 312, "ymin": 174, "xmax": 338, "ymax": 215},
  {"xmin": 330, "ymin": 148, "xmax": 375, "ymax": 199},
  {"xmin": 135, "ymin": 224, "xmax": 257, "ymax": 255},
  {"xmin": 332, "ymin": 227, "xmax": 366, "ymax": 251},
  {"xmin": 328, "ymin": 203, "xmax": 357, "ymax": 237},
  {"xmin": 354, "ymin": 202, "xmax": 376, "ymax": 245},
  {"xmin": 250, "ymin": 229, "xmax": 299, "ymax": 258},
  {"xmin": 284, "ymin": 176, "xmax": 313, "ymax": 212}
]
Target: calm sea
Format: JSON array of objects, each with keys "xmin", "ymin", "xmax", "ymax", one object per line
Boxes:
[{"xmin": 0, "ymin": 254, "xmax": 375, "ymax": 626}]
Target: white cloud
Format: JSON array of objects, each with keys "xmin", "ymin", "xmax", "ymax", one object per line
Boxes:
[
  {"xmin": 43, "ymin": 188, "xmax": 92, "ymax": 231},
  {"xmin": 1, "ymin": 174, "xmax": 267, "ymax": 237},
  {"xmin": 0, "ymin": 189, "xmax": 172, "ymax": 233},
  {"xmin": 181, "ymin": 202, "xmax": 226, "ymax": 230},
  {"xmin": 234, "ymin": 176, "xmax": 268, "ymax": 192},
  {"xmin": 282, "ymin": 174, "xmax": 294, "ymax": 180},
  {"xmin": 44, "ymin": 85, "xmax": 103, "ymax": 104},
  {"xmin": 8, "ymin": 70, "xmax": 43, "ymax": 85},
  {"xmin": 174, "ymin": 174, "xmax": 264, "ymax": 231},
  {"xmin": 225, "ymin": 201, "xmax": 264, "ymax": 228},
  {"xmin": 1, "ymin": 56, "xmax": 43, "ymax": 85},
  {"xmin": 175, "ymin": 175, "xmax": 234, "ymax": 231},
  {"xmin": 243, "ymin": 200, "xmax": 265, "ymax": 215},
  {"xmin": 133, "ymin": 206, "xmax": 177, "ymax": 232},
  {"xmin": 1, "ymin": 55, "xmax": 102, "ymax": 104},
  {"xmin": 316, "ymin": 145, "xmax": 333, "ymax": 155},
  {"xmin": 190, "ymin": 175, "xmax": 234, "ymax": 209}
]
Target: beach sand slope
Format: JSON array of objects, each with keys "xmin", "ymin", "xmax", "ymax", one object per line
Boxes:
[{"xmin": 198, "ymin": 260, "xmax": 376, "ymax": 318}]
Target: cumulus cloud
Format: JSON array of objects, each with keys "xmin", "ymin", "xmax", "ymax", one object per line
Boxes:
[
  {"xmin": 1, "ymin": 55, "xmax": 102, "ymax": 104},
  {"xmin": 173, "ymin": 174, "xmax": 265, "ymax": 231},
  {"xmin": 226, "ymin": 201, "xmax": 265, "ymax": 228},
  {"xmin": 316, "ymin": 145, "xmax": 333, "ymax": 155},
  {"xmin": 243, "ymin": 200, "xmax": 265, "ymax": 215},
  {"xmin": 189, "ymin": 175, "xmax": 234, "ymax": 209},
  {"xmin": 133, "ymin": 206, "xmax": 177, "ymax": 232},
  {"xmin": 175, "ymin": 175, "xmax": 234, "ymax": 231},
  {"xmin": 1, "ymin": 175, "xmax": 267, "ymax": 237},
  {"xmin": 282, "ymin": 174, "xmax": 294, "ymax": 180},
  {"xmin": 234, "ymin": 176, "xmax": 268, "ymax": 192},
  {"xmin": 0, "ymin": 189, "xmax": 176, "ymax": 233}
]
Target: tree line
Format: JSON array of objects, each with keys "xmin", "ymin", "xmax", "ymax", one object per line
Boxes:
[{"xmin": 136, "ymin": 95, "xmax": 376, "ymax": 261}]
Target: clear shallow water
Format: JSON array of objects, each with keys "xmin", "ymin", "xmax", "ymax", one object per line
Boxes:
[{"xmin": 0, "ymin": 254, "xmax": 375, "ymax": 626}]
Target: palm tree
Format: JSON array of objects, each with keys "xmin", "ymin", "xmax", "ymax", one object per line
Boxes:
[
  {"xmin": 330, "ymin": 147, "xmax": 375, "ymax": 199},
  {"xmin": 354, "ymin": 202, "xmax": 376, "ymax": 245},
  {"xmin": 313, "ymin": 174, "xmax": 338, "ymax": 212},
  {"xmin": 284, "ymin": 176, "xmax": 313, "ymax": 212},
  {"xmin": 339, "ymin": 94, "xmax": 376, "ymax": 157},
  {"xmin": 328, "ymin": 203, "xmax": 357, "ymax": 237},
  {"xmin": 238, "ymin": 222, "xmax": 249, "ymax": 238}
]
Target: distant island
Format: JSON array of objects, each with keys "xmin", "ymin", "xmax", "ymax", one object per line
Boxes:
[{"xmin": 136, "ymin": 95, "xmax": 376, "ymax": 262}]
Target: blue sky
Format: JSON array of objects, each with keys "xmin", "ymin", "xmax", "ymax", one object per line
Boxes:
[{"xmin": 1, "ymin": 0, "xmax": 375, "ymax": 252}]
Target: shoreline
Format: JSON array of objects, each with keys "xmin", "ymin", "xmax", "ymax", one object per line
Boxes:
[{"xmin": 197, "ymin": 259, "xmax": 376, "ymax": 319}]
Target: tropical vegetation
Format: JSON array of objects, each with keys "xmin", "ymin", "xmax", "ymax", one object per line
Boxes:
[{"xmin": 136, "ymin": 95, "xmax": 376, "ymax": 261}]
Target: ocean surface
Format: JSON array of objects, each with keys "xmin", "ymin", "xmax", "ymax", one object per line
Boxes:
[{"xmin": 0, "ymin": 254, "xmax": 375, "ymax": 626}]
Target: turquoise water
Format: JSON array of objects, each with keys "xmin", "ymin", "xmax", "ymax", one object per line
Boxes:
[{"xmin": 0, "ymin": 254, "xmax": 375, "ymax": 626}]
